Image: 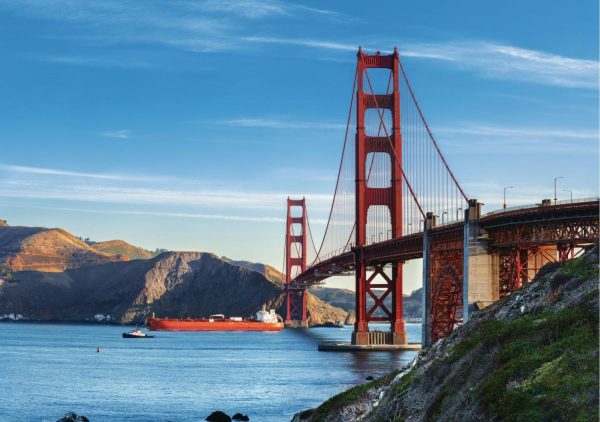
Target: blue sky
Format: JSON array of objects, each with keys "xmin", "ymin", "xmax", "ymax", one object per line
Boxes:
[{"xmin": 0, "ymin": 1, "xmax": 598, "ymax": 292}]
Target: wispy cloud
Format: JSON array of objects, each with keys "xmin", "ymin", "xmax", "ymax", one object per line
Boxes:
[
  {"xmin": 401, "ymin": 41, "xmax": 598, "ymax": 89},
  {"xmin": 8, "ymin": 205, "xmax": 287, "ymax": 224},
  {"xmin": 209, "ymin": 118, "xmax": 345, "ymax": 130},
  {"xmin": 2, "ymin": 0, "xmax": 345, "ymax": 57},
  {"xmin": 30, "ymin": 54, "xmax": 153, "ymax": 69},
  {"xmin": 436, "ymin": 123, "xmax": 598, "ymax": 140},
  {"xmin": 0, "ymin": 164, "xmax": 333, "ymax": 213},
  {"xmin": 0, "ymin": 164, "xmax": 153, "ymax": 181},
  {"xmin": 243, "ymin": 36, "xmax": 357, "ymax": 51},
  {"xmin": 430, "ymin": 122, "xmax": 599, "ymax": 155},
  {"xmin": 243, "ymin": 36, "xmax": 598, "ymax": 89},
  {"xmin": 190, "ymin": 0, "xmax": 343, "ymax": 20},
  {"xmin": 102, "ymin": 129, "xmax": 131, "ymax": 139}
]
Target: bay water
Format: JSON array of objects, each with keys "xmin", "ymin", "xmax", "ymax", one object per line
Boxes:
[{"xmin": 0, "ymin": 322, "xmax": 420, "ymax": 421}]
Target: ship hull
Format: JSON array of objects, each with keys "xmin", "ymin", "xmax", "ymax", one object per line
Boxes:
[{"xmin": 147, "ymin": 317, "xmax": 284, "ymax": 332}]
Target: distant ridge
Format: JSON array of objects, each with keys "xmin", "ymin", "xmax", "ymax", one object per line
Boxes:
[
  {"xmin": 88, "ymin": 239, "xmax": 155, "ymax": 260},
  {"xmin": 221, "ymin": 257, "xmax": 283, "ymax": 284}
]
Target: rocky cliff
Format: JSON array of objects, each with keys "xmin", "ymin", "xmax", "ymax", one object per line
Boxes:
[
  {"xmin": 294, "ymin": 246, "xmax": 599, "ymax": 421},
  {"xmin": 0, "ymin": 251, "xmax": 284, "ymax": 324},
  {"xmin": 0, "ymin": 225, "xmax": 119, "ymax": 272},
  {"xmin": 221, "ymin": 257, "xmax": 284, "ymax": 284}
]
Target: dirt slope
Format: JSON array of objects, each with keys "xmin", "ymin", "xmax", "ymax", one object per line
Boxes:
[
  {"xmin": 88, "ymin": 239, "xmax": 155, "ymax": 260},
  {"xmin": 0, "ymin": 226, "xmax": 118, "ymax": 272}
]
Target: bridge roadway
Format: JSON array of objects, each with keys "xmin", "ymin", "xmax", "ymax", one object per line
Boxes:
[
  {"xmin": 292, "ymin": 198, "xmax": 598, "ymax": 287},
  {"xmin": 290, "ymin": 197, "xmax": 598, "ymax": 344}
]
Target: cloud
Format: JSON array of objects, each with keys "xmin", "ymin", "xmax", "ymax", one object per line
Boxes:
[
  {"xmin": 433, "ymin": 122, "xmax": 599, "ymax": 155},
  {"xmin": 401, "ymin": 41, "xmax": 598, "ymax": 89},
  {"xmin": 1, "ymin": 0, "xmax": 344, "ymax": 56},
  {"xmin": 210, "ymin": 118, "xmax": 345, "ymax": 130},
  {"xmin": 0, "ymin": 164, "xmax": 333, "ymax": 213},
  {"xmin": 102, "ymin": 129, "xmax": 131, "ymax": 139},
  {"xmin": 242, "ymin": 36, "xmax": 598, "ymax": 89},
  {"xmin": 243, "ymin": 36, "xmax": 357, "ymax": 52},
  {"xmin": 31, "ymin": 54, "xmax": 153, "ymax": 69},
  {"xmin": 436, "ymin": 123, "xmax": 598, "ymax": 140},
  {"xmin": 0, "ymin": 164, "xmax": 154, "ymax": 181}
]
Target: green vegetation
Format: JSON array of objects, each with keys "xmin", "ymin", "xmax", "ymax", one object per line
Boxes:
[
  {"xmin": 152, "ymin": 248, "xmax": 169, "ymax": 257},
  {"xmin": 310, "ymin": 370, "xmax": 401, "ymax": 422},
  {"xmin": 562, "ymin": 257, "xmax": 599, "ymax": 281},
  {"xmin": 0, "ymin": 261, "xmax": 15, "ymax": 282},
  {"xmin": 446, "ymin": 301, "xmax": 598, "ymax": 422},
  {"xmin": 479, "ymin": 303, "xmax": 598, "ymax": 421}
]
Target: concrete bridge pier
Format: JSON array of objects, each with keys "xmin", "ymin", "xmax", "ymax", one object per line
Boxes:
[
  {"xmin": 463, "ymin": 199, "xmax": 498, "ymax": 323},
  {"xmin": 421, "ymin": 212, "xmax": 435, "ymax": 347}
]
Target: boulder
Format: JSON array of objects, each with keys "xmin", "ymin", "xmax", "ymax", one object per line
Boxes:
[
  {"xmin": 206, "ymin": 411, "xmax": 231, "ymax": 422},
  {"xmin": 56, "ymin": 412, "xmax": 89, "ymax": 422},
  {"xmin": 232, "ymin": 413, "xmax": 250, "ymax": 421}
]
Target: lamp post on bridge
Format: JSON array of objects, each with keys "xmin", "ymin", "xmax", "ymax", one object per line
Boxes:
[
  {"xmin": 563, "ymin": 189, "xmax": 573, "ymax": 203},
  {"xmin": 456, "ymin": 207, "xmax": 462, "ymax": 221},
  {"xmin": 503, "ymin": 186, "xmax": 513, "ymax": 209},
  {"xmin": 554, "ymin": 177, "xmax": 564, "ymax": 205},
  {"xmin": 442, "ymin": 211, "xmax": 447, "ymax": 224}
]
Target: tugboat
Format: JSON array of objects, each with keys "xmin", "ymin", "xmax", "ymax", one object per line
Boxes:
[{"xmin": 122, "ymin": 327, "xmax": 155, "ymax": 338}]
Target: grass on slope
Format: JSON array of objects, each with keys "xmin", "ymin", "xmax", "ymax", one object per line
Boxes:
[
  {"xmin": 444, "ymin": 297, "xmax": 599, "ymax": 422},
  {"xmin": 307, "ymin": 370, "xmax": 401, "ymax": 422}
]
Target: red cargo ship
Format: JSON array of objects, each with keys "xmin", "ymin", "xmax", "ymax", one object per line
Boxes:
[{"xmin": 146, "ymin": 309, "xmax": 284, "ymax": 332}]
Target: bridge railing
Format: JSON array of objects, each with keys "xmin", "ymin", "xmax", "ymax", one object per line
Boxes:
[{"xmin": 484, "ymin": 197, "xmax": 600, "ymax": 217}]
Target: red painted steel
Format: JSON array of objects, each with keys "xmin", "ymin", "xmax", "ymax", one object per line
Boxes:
[
  {"xmin": 429, "ymin": 226, "xmax": 464, "ymax": 341},
  {"xmin": 281, "ymin": 49, "xmax": 599, "ymax": 344},
  {"xmin": 353, "ymin": 48, "xmax": 406, "ymax": 345},
  {"xmin": 284, "ymin": 198, "xmax": 308, "ymax": 324}
]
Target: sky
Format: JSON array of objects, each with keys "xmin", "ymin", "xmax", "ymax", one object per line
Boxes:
[{"xmin": 0, "ymin": 1, "xmax": 598, "ymax": 293}]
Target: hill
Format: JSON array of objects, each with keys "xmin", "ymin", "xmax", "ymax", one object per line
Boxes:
[
  {"xmin": 0, "ymin": 225, "xmax": 119, "ymax": 272},
  {"xmin": 0, "ymin": 252, "xmax": 284, "ymax": 324},
  {"xmin": 88, "ymin": 239, "xmax": 155, "ymax": 260},
  {"xmin": 294, "ymin": 246, "xmax": 599, "ymax": 421},
  {"xmin": 0, "ymin": 223, "xmax": 351, "ymax": 326},
  {"xmin": 311, "ymin": 286, "xmax": 423, "ymax": 319},
  {"xmin": 222, "ymin": 257, "xmax": 284, "ymax": 284}
]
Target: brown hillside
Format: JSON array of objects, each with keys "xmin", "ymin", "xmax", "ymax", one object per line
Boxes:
[
  {"xmin": 0, "ymin": 226, "xmax": 119, "ymax": 272},
  {"xmin": 89, "ymin": 239, "xmax": 154, "ymax": 260},
  {"xmin": 222, "ymin": 257, "xmax": 284, "ymax": 284}
]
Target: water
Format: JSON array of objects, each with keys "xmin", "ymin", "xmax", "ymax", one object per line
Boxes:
[{"xmin": 0, "ymin": 322, "xmax": 421, "ymax": 422}]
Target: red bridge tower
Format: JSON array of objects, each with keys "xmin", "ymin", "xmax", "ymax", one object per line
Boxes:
[
  {"xmin": 352, "ymin": 48, "xmax": 406, "ymax": 345},
  {"xmin": 284, "ymin": 197, "xmax": 308, "ymax": 327}
]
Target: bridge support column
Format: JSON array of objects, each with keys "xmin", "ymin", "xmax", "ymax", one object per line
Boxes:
[
  {"xmin": 421, "ymin": 212, "xmax": 435, "ymax": 347},
  {"xmin": 285, "ymin": 287, "xmax": 308, "ymax": 328},
  {"xmin": 391, "ymin": 262, "xmax": 407, "ymax": 345},
  {"xmin": 463, "ymin": 199, "xmax": 497, "ymax": 320},
  {"xmin": 351, "ymin": 246, "xmax": 369, "ymax": 345}
]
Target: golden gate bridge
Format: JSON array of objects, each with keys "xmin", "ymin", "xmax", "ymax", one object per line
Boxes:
[{"xmin": 282, "ymin": 48, "xmax": 599, "ymax": 348}]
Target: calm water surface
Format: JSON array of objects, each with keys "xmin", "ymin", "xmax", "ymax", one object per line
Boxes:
[{"xmin": 0, "ymin": 322, "xmax": 420, "ymax": 422}]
